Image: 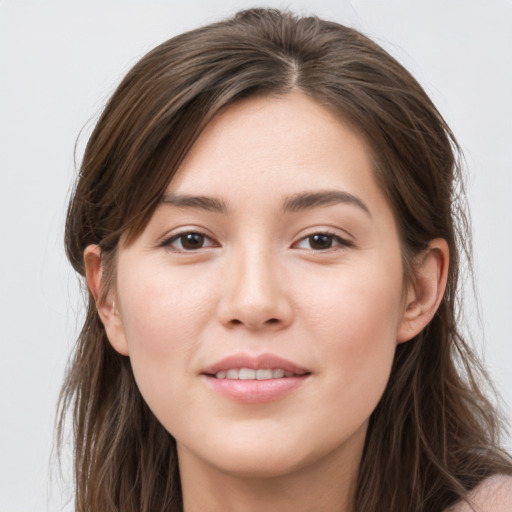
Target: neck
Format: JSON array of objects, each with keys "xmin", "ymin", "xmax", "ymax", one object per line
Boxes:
[{"xmin": 178, "ymin": 427, "xmax": 365, "ymax": 512}]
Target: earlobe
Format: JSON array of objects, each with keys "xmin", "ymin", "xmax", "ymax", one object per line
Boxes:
[
  {"xmin": 83, "ymin": 245, "xmax": 130, "ymax": 356},
  {"xmin": 397, "ymin": 238, "xmax": 449, "ymax": 343}
]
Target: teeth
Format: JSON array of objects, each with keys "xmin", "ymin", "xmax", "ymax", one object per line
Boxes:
[
  {"xmin": 214, "ymin": 368, "xmax": 297, "ymax": 380},
  {"xmin": 256, "ymin": 369, "xmax": 273, "ymax": 380},
  {"xmin": 239, "ymin": 368, "xmax": 256, "ymax": 380}
]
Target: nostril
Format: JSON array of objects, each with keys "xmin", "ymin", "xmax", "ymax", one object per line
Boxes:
[{"xmin": 228, "ymin": 317, "xmax": 280, "ymax": 327}]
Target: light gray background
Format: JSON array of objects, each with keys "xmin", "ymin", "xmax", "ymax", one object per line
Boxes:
[{"xmin": 1, "ymin": 1, "xmax": 511, "ymax": 510}]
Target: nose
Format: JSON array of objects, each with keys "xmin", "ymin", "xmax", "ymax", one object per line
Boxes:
[{"xmin": 217, "ymin": 247, "xmax": 294, "ymax": 331}]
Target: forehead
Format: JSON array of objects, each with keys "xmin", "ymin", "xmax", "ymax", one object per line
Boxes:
[{"xmin": 169, "ymin": 93, "xmax": 382, "ymax": 204}]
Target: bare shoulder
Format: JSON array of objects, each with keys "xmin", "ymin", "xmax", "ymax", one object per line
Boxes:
[{"xmin": 446, "ymin": 475, "xmax": 512, "ymax": 512}]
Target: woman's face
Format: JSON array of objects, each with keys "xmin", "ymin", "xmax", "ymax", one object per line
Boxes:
[{"xmin": 109, "ymin": 93, "xmax": 412, "ymax": 478}]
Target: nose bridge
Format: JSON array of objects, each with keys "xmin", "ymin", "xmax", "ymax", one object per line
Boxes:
[{"xmin": 219, "ymin": 241, "xmax": 292, "ymax": 329}]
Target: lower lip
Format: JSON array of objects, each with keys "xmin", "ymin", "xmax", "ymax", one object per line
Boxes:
[{"xmin": 203, "ymin": 375, "xmax": 309, "ymax": 404}]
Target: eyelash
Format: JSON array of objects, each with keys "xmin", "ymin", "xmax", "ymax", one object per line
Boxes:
[
  {"xmin": 160, "ymin": 230, "xmax": 353, "ymax": 253},
  {"xmin": 160, "ymin": 231, "xmax": 218, "ymax": 252},
  {"xmin": 293, "ymin": 231, "xmax": 353, "ymax": 251}
]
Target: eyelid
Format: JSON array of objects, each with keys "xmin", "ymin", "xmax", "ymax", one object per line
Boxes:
[
  {"xmin": 159, "ymin": 228, "xmax": 219, "ymax": 252},
  {"xmin": 292, "ymin": 229, "xmax": 354, "ymax": 251},
  {"xmin": 157, "ymin": 226, "xmax": 353, "ymax": 252}
]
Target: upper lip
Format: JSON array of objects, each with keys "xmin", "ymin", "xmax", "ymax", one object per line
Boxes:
[{"xmin": 202, "ymin": 353, "xmax": 310, "ymax": 376}]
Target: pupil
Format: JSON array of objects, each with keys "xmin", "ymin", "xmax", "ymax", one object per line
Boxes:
[
  {"xmin": 310, "ymin": 234, "xmax": 332, "ymax": 250},
  {"xmin": 182, "ymin": 233, "xmax": 204, "ymax": 250}
]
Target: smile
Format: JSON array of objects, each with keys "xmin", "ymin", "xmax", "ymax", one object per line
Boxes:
[
  {"xmin": 214, "ymin": 368, "xmax": 304, "ymax": 380},
  {"xmin": 202, "ymin": 353, "xmax": 311, "ymax": 403}
]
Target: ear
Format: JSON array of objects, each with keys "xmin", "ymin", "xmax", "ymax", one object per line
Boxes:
[
  {"xmin": 397, "ymin": 238, "xmax": 449, "ymax": 343},
  {"xmin": 84, "ymin": 245, "xmax": 130, "ymax": 356}
]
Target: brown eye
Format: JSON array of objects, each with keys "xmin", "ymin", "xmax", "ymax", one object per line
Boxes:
[
  {"xmin": 180, "ymin": 233, "xmax": 205, "ymax": 250},
  {"xmin": 308, "ymin": 234, "xmax": 335, "ymax": 250},
  {"xmin": 163, "ymin": 231, "xmax": 216, "ymax": 252},
  {"xmin": 294, "ymin": 232, "xmax": 352, "ymax": 251}
]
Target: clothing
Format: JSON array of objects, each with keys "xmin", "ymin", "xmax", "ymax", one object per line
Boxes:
[{"xmin": 447, "ymin": 474, "xmax": 512, "ymax": 512}]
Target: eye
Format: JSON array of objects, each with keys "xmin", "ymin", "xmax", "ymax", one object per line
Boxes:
[
  {"xmin": 162, "ymin": 231, "xmax": 217, "ymax": 252},
  {"xmin": 294, "ymin": 232, "xmax": 352, "ymax": 251}
]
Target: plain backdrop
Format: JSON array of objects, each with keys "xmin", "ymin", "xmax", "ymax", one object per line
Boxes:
[{"xmin": 1, "ymin": 1, "xmax": 511, "ymax": 510}]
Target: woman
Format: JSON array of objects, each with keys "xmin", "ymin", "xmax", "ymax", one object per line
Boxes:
[{"xmin": 59, "ymin": 8, "xmax": 512, "ymax": 512}]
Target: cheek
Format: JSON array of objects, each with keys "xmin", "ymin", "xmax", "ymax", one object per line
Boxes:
[
  {"xmin": 303, "ymin": 261, "xmax": 404, "ymax": 344},
  {"xmin": 300, "ymin": 262, "xmax": 403, "ymax": 411},
  {"xmin": 115, "ymin": 262, "xmax": 216, "ymax": 409},
  {"xmin": 118, "ymin": 261, "xmax": 213, "ymax": 348}
]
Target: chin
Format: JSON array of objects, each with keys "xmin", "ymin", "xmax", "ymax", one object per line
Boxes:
[
  {"xmin": 178, "ymin": 427, "xmax": 347, "ymax": 480},
  {"xmin": 206, "ymin": 447, "xmax": 310, "ymax": 479}
]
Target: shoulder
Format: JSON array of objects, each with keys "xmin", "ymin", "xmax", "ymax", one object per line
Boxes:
[{"xmin": 447, "ymin": 474, "xmax": 512, "ymax": 512}]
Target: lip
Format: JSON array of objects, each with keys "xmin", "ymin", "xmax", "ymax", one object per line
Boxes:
[
  {"xmin": 202, "ymin": 353, "xmax": 309, "ymax": 376},
  {"xmin": 201, "ymin": 353, "xmax": 311, "ymax": 404}
]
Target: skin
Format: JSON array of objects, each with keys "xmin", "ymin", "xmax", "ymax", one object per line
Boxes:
[{"xmin": 86, "ymin": 93, "xmax": 448, "ymax": 512}]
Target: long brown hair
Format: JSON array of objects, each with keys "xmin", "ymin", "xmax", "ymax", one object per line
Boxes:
[{"xmin": 59, "ymin": 8, "xmax": 511, "ymax": 511}]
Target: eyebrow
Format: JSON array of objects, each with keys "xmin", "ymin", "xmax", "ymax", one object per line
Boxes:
[
  {"xmin": 161, "ymin": 193, "xmax": 229, "ymax": 213},
  {"xmin": 161, "ymin": 190, "xmax": 370, "ymax": 216},
  {"xmin": 282, "ymin": 190, "xmax": 371, "ymax": 216}
]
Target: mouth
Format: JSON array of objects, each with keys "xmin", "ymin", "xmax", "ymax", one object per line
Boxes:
[
  {"xmin": 201, "ymin": 353, "xmax": 311, "ymax": 404},
  {"xmin": 210, "ymin": 368, "xmax": 308, "ymax": 380}
]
